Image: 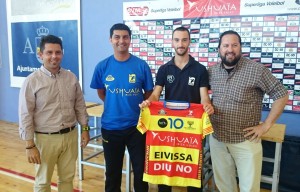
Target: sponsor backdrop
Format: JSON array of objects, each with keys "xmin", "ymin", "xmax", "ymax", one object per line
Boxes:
[
  {"xmin": 6, "ymin": 0, "xmax": 82, "ymax": 87},
  {"xmin": 123, "ymin": 0, "xmax": 300, "ymax": 113}
]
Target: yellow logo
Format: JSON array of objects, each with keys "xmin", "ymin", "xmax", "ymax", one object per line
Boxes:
[
  {"xmin": 129, "ymin": 74, "xmax": 136, "ymax": 83},
  {"xmin": 106, "ymin": 75, "xmax": 114, "ymax": 81}
]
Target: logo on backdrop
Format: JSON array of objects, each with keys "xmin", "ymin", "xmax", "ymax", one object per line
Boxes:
[
  {"xmin": 35, "ymin": 26, "xmax": 49, "ymax": 63},
  {"xmin": 11, "ymin": 20, "xmax": 79, "ymax": 82},
  {"xmin": 127, "ymin": 6, "xmax": 149, "ymax": 16}
]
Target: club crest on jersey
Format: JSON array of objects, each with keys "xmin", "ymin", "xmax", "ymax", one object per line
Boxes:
[
  {"xmin": 129, "ymin": 74, "xmax": 136, "ymax": 83},
  {"xmin": 167, "ymin": 75, "xmax": 175, "ymax": 83},
  {"xmin": 106, "ymin": 75, "xmax": 114, "ymax": 81},
  {"xmin": 187, "ymin": 120, "xmax": 195, "ymax": 129},
  {"xmin": 188, "ymin": 77, "xmax": 195, "ymax": 86},
  {"xmin": 158, "ymin": 109, "xmax": 166, "ymax": 115}
]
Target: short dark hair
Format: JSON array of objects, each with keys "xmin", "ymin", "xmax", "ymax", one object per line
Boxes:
[
  {"xmin": 110, "ymin": 23, "xmax": 131, "ymax": 38},
  {"xmin": 40, "ymin": 35, "xmax": 63, "ymax": 52},
  {"xmin": 172, "ymin": 26, "xmax": 190, "ymax": 39},
  {"xmin": 218, "ymin": 30, "xmax": 241, "ymax": 48}
]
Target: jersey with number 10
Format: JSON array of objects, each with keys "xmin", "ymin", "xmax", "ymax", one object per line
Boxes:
[{"xmin": 137, "ymin": 101, "xmax": 213, "ymax": 188}]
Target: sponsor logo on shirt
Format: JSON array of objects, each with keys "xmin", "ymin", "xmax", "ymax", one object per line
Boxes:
[
  {"xmin": 158, "ymin": 109, "xmax": 166, "ymax": 115},
  {"xmin": 150, "ymin": 131, "xmax": 199, "ymax": 148},
  {"xmin": 188, "ymin": 77, "xmax": 195, "ymax": 86},
  {"xmin": 188, "ymin": 110, "xmax": 193, "ymax": 116},
  {"xmin": 158, "ymin": 118, "xmax": 168, "ymax": 128},
  {"xmin": 167, "ymin": 75, "xmax": 175, "ymax": 83},
  {"xmin": 106, "ymin": 75, "xmax": 115, "ymax": 81},
  {"xmin": 105, "ymin": 84, "xmax": 141, "ymax": 96},
  {"xmin": 129, "ymin": 74, "xmax": 136, "ymax": 83}
]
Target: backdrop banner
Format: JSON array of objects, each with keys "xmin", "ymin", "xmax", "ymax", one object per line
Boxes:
[
  {"xmin": 123, "ymin": 0, "xmax": 300, "ymax": 113},
  {"xmin": 6, "ymin": 0, "xmax": 82, "ymax": 87}
]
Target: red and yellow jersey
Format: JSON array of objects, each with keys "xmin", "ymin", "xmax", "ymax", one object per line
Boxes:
[{"xmin": 137, "ymin": 101, "xmax": 213, "ymax": 188}]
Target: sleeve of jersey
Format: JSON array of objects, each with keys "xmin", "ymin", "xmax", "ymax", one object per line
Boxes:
[
  {"xmin": 143, "ymin": 62, "xmax": 155, "ymax": 91},
  {"xmin": 90, "ymin": 64, "xmax": 104, "ymax": 89},
  {"xmin": 202, "ymin": 112, "xmax": 213, "ymax": 138},
  {"xmin": 137, "ymin": 107, "xmax": 151, "ymax": 134}
]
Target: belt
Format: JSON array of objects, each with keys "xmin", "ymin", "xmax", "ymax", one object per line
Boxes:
[{"xmin": 35, "ymin": 125, "xmax": 76, "ymax": 135}]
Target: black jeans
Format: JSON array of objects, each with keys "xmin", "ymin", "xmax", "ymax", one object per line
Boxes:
[
  {"xmin": 101, "ymin": 126, "xmax": 148, "ymax": 192},
  {"xmin": 158, "ymin": 184, "xmax": 202, "ymax": 192}
]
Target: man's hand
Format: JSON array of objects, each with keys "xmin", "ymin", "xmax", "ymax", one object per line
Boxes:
[
  {"xmin": 203, "ymin": 103, "xmax": 214, "ymax": 115},
  {"xmin": 26, "ymin": 147, "xmax": 41, "ymax": 164},
  {"xmin": 139, "ymin": 100, "xmax": 151, "ymax": 108},
  {"xmin": 243, "ymin": 123, "xmax": 269, "ymax": 143},
  {"xmin": 81, "ymin": 130, "xmax": 90, "ymax": 148}
]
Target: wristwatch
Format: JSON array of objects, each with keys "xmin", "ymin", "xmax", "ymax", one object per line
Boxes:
[{"xmin": 81, "ymin": 125, "xmax": 90, "ymax": 131}]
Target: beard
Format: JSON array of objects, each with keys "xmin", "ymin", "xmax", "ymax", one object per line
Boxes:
[
  {"xmin": 220, "ymin": 53, "xmax": 241, "ymax": 67},
  {"xmin": 175, "ymin": 47, "xmax": 188, "ymax": 56}
]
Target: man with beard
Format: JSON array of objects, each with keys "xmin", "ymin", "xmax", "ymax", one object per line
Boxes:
[
  {"xmin": 208, "ymin": 30, "xmax": 288, "ymax": 192},
  {"xmin": 139, "ymin": 26, "xmax": 214, "ymax": 192}
]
